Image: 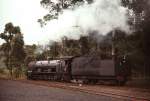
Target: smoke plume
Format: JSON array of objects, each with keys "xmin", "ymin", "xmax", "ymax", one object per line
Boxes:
[{"xmin": 41, "ymin": 0, "xmax": 130, "ymax": 43}]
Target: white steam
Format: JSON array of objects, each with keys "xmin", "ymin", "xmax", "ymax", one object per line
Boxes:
[{"xmin": 41, "ymin": 0, "xmax": 129, "ymax": 43}]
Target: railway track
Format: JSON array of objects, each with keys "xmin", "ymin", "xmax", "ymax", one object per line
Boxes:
[{"xmin": 16, "ymin": 79, "xmax": 150, "ymax": 101}]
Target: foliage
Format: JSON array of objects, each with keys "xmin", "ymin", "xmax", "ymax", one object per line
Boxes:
[
  {"xmin": 24, "ymin": 44, "xmax": 37, "ymax": 65},
  {"xmin": 61, "ymin": 37, "xmax": 80, "ymax": 56},
  {"xmin": 0, "ymin": 22, "xmax": 26, "ymax": 78},
  {"xmin": 121, "ymin": 0, "xmax": 150, "ymax": 77},
  {"xmin": 38, "ymin": 0, "xmax": 93, "ymax": 26},
  {"xmin": 0, "ymin": 68, "xmax": 5, "ymax": 74}
]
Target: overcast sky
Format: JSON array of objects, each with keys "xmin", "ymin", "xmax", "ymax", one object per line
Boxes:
[
  {"xmin": 0, "ymin": 0, "xmax": 50, "ymax": 45},
  {"xmin": 0, "ymin": 0, "xmax": 129, "ymax": 45}
]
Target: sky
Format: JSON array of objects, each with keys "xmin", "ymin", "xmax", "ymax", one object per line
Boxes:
[
  {"xmin": 0, "ymin": 0, "xmax": 129, "ymax": 45},
  {"xmin": 0, "ymin": 0, "xmax": 49, "ymax": 45}
]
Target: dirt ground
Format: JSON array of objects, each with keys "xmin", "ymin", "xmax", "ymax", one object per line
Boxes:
[{"xmin": 0, "ymin": 79, "xmax": 128, "ymax": 101}]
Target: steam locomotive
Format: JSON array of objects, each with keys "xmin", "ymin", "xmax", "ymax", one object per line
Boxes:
[{"xmin": 27, "ymin": 55, "xmax": 130, "ymax": 85}]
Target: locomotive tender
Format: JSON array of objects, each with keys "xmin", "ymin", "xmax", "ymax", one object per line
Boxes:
[{"xmin": 27, "ymin": 55, "xmax": 130, "ymax": 85}]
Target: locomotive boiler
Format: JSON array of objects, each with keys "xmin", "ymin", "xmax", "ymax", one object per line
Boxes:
[
  {"xmin": 27, "ymin": 55, "xmax": 130, "ymax": 85},
  {"xmin": 27, "ymin": 60, "xmax": 65, "ymax": 80}
]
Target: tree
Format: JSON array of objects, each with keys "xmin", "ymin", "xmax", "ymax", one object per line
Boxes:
[
  {"xmin": 121, "ymin": 0, "xmax": 150, "ymax": 77},
  {"xmin": 38, "ymin": 0, "xmax": 93, "ymax": 26},
  {"xmin": 79, "ymin": 36, "xmax": 90, "ymax": 55},
  {"xmin": 24, "ymin": 44, "xmax": 37, "ymax": 65},
  {"xmin": 61, "ymin": 36, "xmax": 80, "ymax": 56},
  {"xmin": 142, "ymin": 2, "xmax": 150, "ymax": 76},
  {"xmin": 49, "ymin": 41, "xmax": 61, "ymax": 58},
  {"xmin": 0, "ymin": 22, "xmax": 26, "ymax": 78}
]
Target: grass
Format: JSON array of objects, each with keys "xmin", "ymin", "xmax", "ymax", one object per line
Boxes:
[{"xmin": 0, "ymin": 68, "xmax": 26, "ymax": 80}]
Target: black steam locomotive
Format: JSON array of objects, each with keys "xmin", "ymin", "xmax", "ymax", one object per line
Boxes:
[{"xmin": 27, "ymin": 55, "xmax": 130, "ymax": 85}]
